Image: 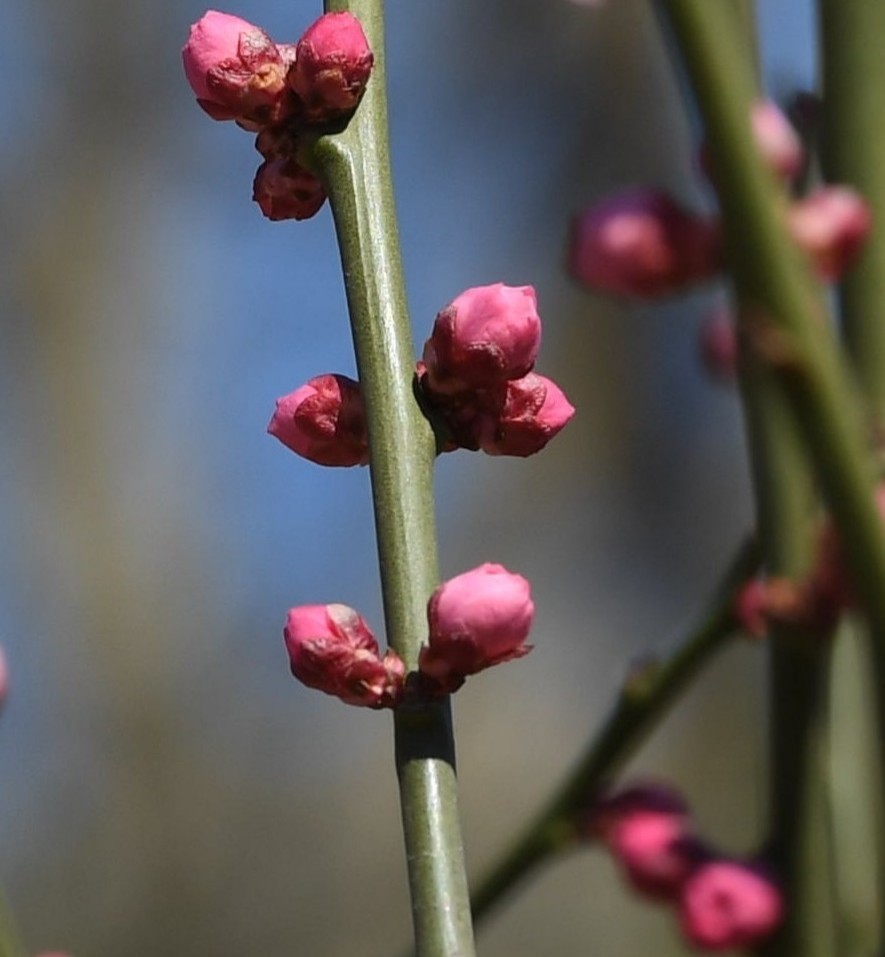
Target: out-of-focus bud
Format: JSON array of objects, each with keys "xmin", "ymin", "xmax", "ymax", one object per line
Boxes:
[
  {"xmin": 698, "ymin": 309, "xmax": 738, "ymax": 383},
  {"xmin": 568, "ymin": 189, "xmax": 722, "ymax": 299},
  {"xmin": 419, "ymin": 564, "xmax": 534, "ymax": 690},
  {"xmin": 700, "ymin": 100, "xmax": 803, "ymax": 183},
  {"xmin": 284, "ymin": 604, "xmax": 404, "ymax": 709},
  {"xmin": 422, "ymin": 284, "xmax": 542, "ymax": 396},
  {"xmin": 787, "ymin": 186, "xmax": 872, "ymax": 281},
  {"xmin": 182, "ymin": 11, "xmax": 294, "ymax": 128},
  {"xmin": 751, "ymin": 100, "xmax": 804, "ymax": 181},
  {"xmin": 678, "ymin": 860, "xmax": 783, "ymax": 951},
  {"xmin": 474, "ymin": 373, "xmax": 575, "ymax": 457},
  {"xmin": 590, "ymin": 783, "xmax": 703, "ymax": 900},
  {"xmin": 268, "ymin": 373, "xmax": 369, "ymax": 467},
  {"xmin": 289, "ymin": 12, "xmax": 374, "ymax": 122},
  {"xmin": 253, "ymin": 159, "xmax": 327, "ymax": 221}
]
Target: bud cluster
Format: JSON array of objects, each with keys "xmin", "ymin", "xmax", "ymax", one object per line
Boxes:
[
  {"xmin": 418, "ymin": 283, "xmax": 575, "ymax": 457},
  {"xmin": 568, "ymin": 100, "xmax": 872, "ymax": 300},
  {"xmin": 284, "ymin": 563, "xmax": 534, "ymax": 708},
  {"xmin": 268, "ymin": 283, "xmax": 574, "ymax": 466},
  {"xmin": 182, "ymin": 10, "xmax": 374, "ymax": 221},
  {"xmin": 588, "ymin": 782, "xmax": 783, "ymax": 951}
]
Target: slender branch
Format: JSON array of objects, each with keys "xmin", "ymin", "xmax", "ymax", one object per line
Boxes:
[
  {"xmin": 0, "ymin": 891, "xmax": 26, "ymax": 957},
  {"xmin": 467, "ymin": 538, "xmax": 760, "ymax": 924},
  {"xmin": 819, "ymin": 0, "xmax": 885, "ymax": 431},
  {"xmin": 656, "ymin": 0, "xmax": 885, "ymax": 857},
  {"xmin": 310, "ymin": 3, "xmax": 474, "ymax": 955},
  {"xmin": 819, "ymin": 2, "xmax": 885, "ymax": 947}
]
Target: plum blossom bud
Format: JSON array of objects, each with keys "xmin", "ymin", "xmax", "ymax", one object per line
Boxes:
[
  {"xmin": 590, "ymin": 783, "xmax": 704, "ymax": 900},
  {"xmin": 568, "ymin": 189, "xmax": 722, "ymax": 299},
  {"xmin": 422, "ymin": 284, "xmax": 542, "ymax": 395},
  {"xmin": 787, "ymin": 186, "xmax": 872, "ymax": 281},
  {"xmin": 182, "ymin": 11, "xmax": 294, "ymax": 128},
  {"xmin": 289, "ymin": 13, "xmax": 374, "ymax": 122},
  {"xmin": 268, "ymin": 374, "xmax": 369, "ymax": 467},
  {"xmin": 679, "ymin": 860, "xmax": 783, "ymax": 950},
  {"xmin": 751, "ymin": 100, "xmax": 804, "ymax": 181},
  {"xmin": 700, "ymin": 100, "xmax": 803, "ymax": 183},
  {"xmin": 253, "ymin": 159, "xmax": 327, "ymax": 221},
  {"xmin": 475, "ymin": 373, "xmax": 575, "ymax": 457},
  {"xmin": 419, "ymin": 564, "xmax": 534, "ymax": 690},
  {"xmin": 284, "ymin": 604, "xmax": 404, "ymax": 708}
]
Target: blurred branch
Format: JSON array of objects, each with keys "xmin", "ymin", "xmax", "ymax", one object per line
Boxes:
[{"xmin": 466, "ymin": 537, "xmax": 760, "ymax": 925}]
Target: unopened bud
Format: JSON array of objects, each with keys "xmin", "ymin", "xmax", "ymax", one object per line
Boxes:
[
  {"xmin": 475, "ymin": 373, "xmax": 575, "ymax": 457},
  {"xmin": 679, "ymin": 860, "xmax": 783, "ymax": 951},
  {"xmin": 568, "ymin": 189, "xmax": 722, "ymax": 299},
  {"xmin": 422, "ymin": 284, "xmax": 542, "ymax": 395},
  {"xmin": 419, "ymin": 564, "xmax": 534, "ymax": 691},
  {"xmin": 787, "ymin": 186, "xmax": 872, "ymax": 281},
  {"xmin": 284, "ymin": 604, "xmax": 404, "ymax": 709},
  {"xmin": 182, "ymin": 11, "xmax": 294, "ymax": 128},
  {"xmin": 700, "ymin": 100, "xmax": 803, "ymax": 183},
  {"xmin": 253, "ymin": 159, "xmax": 326, "ymax": 221},
  {"xmin": 289, "ymin": 12, "xmax": 374, "ymax": 123},
  {"xmin": 268, "ymin": 374, "xmax": 369, "ymax": 467}
]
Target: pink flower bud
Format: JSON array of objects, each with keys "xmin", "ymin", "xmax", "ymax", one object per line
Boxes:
[
  {"xmin": 422, "ymin": 284, "xmax": 542, "ymax": 395},
  {"xmin": 751, "ymin": 100, "xmax": 804, "ymax": 181},
  {"xmin": 590, "ymin": 783, "xmax": 705, "ymax": 900},
  {"xmin": 700, "ymin": 100, "xmax": 803, "ymax": 183},
  {"xmin": 568, "ymin": 189, "xmax": 722, "ymax": 299},
  {"xmin": 787, "ymin": 186, "xmax": 872, "ymax": 281},
  {"xmin": 289, "ymin": 13, "xmax": 374, "ymax": 122},
  {"xmin": 268, "ymin": 374, "xmax": 369, "ymax": 467},
  {"xmin": 679, "ymin": 860, "xmax": 783, "ymax": 951},
  {"xmin": 475, "ymin": 373, "xmax": 575, "ymax": 457},
  {"xmin": 611, "ymin": 814, "xmax": 709, "ymax": 900},
  {"xmin": 418, "ymin": 564, "xmax": 534, "ymax": 689},
  {"xmin": 698, "ymin": 309, "xmax": 738, "ymax": 383},
  {"xmin": 253, "ymin": 159, "xmax": 327, "ymax": 221},
  {"xmin": 182, "ymin": 11, "xmax": 294, "ymax": 128},
  {"xmin": 284, "ymin": 604, "xmax": 404, "ymax": 709}
]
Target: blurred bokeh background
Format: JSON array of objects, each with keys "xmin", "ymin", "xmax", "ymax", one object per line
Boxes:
[{"xmin": 0, "ymin": 1, "xmax": 814, "ymax": 954}]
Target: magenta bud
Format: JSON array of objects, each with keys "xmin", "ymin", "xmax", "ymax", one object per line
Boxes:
[
  {"xmin": 700, "ymin": 100, "xmax": 803, "ymax": 183},
  {"xmin": 268, "ymin": 374, "xmax": 369, "ymax": 467},
  {"xmin": 568, "ymin": 189, "xmax": 722, "ymax": 299},
  {"xmin": 678, "ymin": 860, "xmax": 783, "ymax": 951},
  {"xmin": 289, "ymin": 13, "xmax": 374, "ymax": 122},
  {"xmin": 612, "ymin": 815, "xmax": 708, "ymax": 901},
  {"xmin": 422, "ymin": 284, "xmax": 542, "ymax": 395},
  {"xmin": 787, "ymin": 186, "xmax": 872, "ymax": 281},
  {"xmin": 418, "ymin": 564, "xmax": 534, "ymax": 690},
  {"xmin": 253, "ymin": 159, "xmax": 327, "ymax": 221},
  {"xmin": 284, "ymin": 604, "xmax": 404, "ymax": 709},
  {"xmin": 475, "ymin": 372, "xmax": 575, "ymax": 457},
  {"xmin": 182, "ymin": 11, "xmax": 294, "ymax": 128},
  {"xmin": 751, "ymin": 100, "xmax": 804, "ymax": 181}
]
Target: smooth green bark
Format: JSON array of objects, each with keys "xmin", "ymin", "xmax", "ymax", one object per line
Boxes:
[{"xmin": 312, "ymin": 3, "xmax": 475, "ymax": 955}]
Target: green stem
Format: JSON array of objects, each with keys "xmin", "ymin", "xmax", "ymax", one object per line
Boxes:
[
  {"xmin": 819, "ymin": 2, "xmax": 885, "ymax": 946},
  {"xmin": 468, "ymin": 539, "xmax": 760, "ymax": 923},
  {"xmin": 311, "ymin": 3, "xmax": 474, "ymax": 955},
  {"xmin": 819, "ymin": 0, "xmax": 885, "ymax": 432},
  {"xmin": 657, "ymin": 0, "xmax": 885, "ymax": 859}
]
